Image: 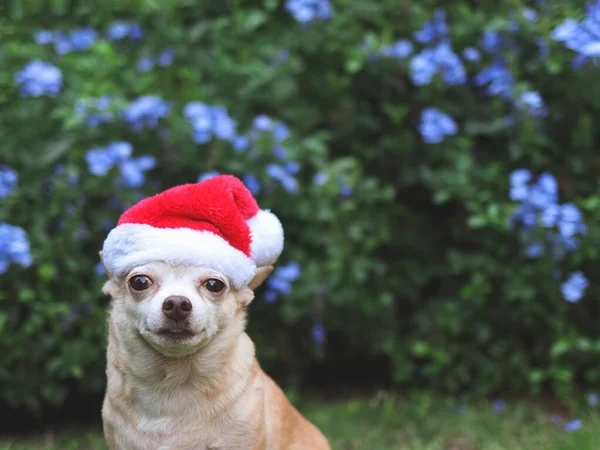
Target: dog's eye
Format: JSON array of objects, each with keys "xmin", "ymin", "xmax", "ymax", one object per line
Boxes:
[
  {"xmin": 204, "ymin": 279, "xmax": 226, "ymax": 293},
  {"xmin": 128, "ymin": 275, "xmax": 153, "ymax": 291}
]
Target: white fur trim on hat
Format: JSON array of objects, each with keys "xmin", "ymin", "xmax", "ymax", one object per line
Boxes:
[
  {"xmin": 247, "ymin": 210, "xmax": 284, "ymax": 267},
  {"xmin": 102, "ymin": 223, "xmax": 257, "ymax": 289}
]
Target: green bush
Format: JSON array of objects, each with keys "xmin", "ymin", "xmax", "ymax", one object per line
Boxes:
[{"xmin": 1, "ymin": 0, "xmax": 599, "ymax": 411}]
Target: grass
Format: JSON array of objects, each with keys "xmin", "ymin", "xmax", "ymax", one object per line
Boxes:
[{"xmin": 2, "ymin": 392, "xmax": 599, "ymax": 449}]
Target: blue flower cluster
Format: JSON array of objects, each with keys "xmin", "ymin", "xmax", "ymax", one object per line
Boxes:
[
  {"xmin": 509, "ymin": 169, "xmax": 589, "ymax": 302},
  {"xmin": 247, "ymin": 115, "xmax": 302, "ymax": 193},
  {"xmin": 75, "ymin": 95, "xmax": 113, "ymax": 126},
  {"xmin": 410, "ymin": 11, "xmax": 465, "ymax": 86},
  {"xmin": 285, "ymin": 0, "xmax": 333, "ymax": 23},
  {"xmin": 462, "ymin": 47, "xmax": 481, "ymax": 62},
  {"xmin": 414, "ymin": 10, "xmax": 448, "ymax": 44},
  {"xmin": 552, "ymin": 0, "xmax": 600, "ymax": 68},
  {"xmin": 380, "ymin": 40, "xmax": 414, "ymax": 59},
  {"xmin": 35, "ymin": 28, "xmax": 97, "ymax": 54},
  {"xmin": 516, "ymin": 91, "xmax": 547, "ymax": 117},
  {"xmin": 183, "ymin": 102, "xmax": 237, "ymax": 144},
  {"xmin": 474, "ymin": 57, "xmax": 514, "ymax": 100},
  {"xmin": 137, "ymin": 48, "xmax": 175, "ymax": 72},
  {"xmin": 561, "ymin": 272, "xmax": 590, "ymax": 303},
  {"xmin": 122, "ymin": 96, "xmax": 170, "ymax": 131},
  {"xmin": 106, "ymin": 21, "xmax": 144, "ymax": 41},
  {"xmin": 191, "ymin": 108, "xmax": 300, "ymax": 194},
  {"xmin": 197, "ymin": 171, "xmax": 261, "ymax": 195},
  {"xmin": 14, "ymin": 60, "xmax": 62, "ymax": 98},
  {"xmin": 419, "ymin": 108, "xmax": 457, "ymax": 144},
  {"xmin": 264, "ymin": 262, "xmax": 301, "ymax": 303},
  {"xmin": 85, "ymin": 141, "xmax": 156, "ymax": 188},
  {"xmin": 0, "ymin": 223, "xmax": 32, "ymax": 274},
  {"xmin": 266, "ymin": 163, "xmax": 299, "ymax": 194},
  {"xmin": 0, "ymin": 166, "xmax": 18, "ymax": 198}
]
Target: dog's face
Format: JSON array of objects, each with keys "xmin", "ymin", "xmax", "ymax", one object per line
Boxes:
[{"xmin": 103, "ymin": 260, "xmax": 272, "ymax": 357}]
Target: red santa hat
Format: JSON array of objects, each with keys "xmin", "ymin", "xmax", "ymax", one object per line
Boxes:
[{"xmin": 101, "ymin": 175, "xmax": 284, "ymax": 288}]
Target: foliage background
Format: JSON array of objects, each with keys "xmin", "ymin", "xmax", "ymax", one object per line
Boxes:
[{"xmin": 1, "ymin": 0, "xmax": 599, "ymax": 414}]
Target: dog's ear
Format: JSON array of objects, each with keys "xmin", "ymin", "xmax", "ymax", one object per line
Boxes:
[
  {"xmin": 99, "ymin": 250, "xmax": 112, "ymax": 278},
  {"xmin": 238, "ymin": 266, "xmax": 274, "ymax": 308},
  {"xmin": 248, "ymin": 266, "xmax": 273, "ymax": 290}
]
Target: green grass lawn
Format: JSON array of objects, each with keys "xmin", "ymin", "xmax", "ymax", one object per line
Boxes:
[{"xmin": 2, "ymin": 392, "xmax": 598, "ymax": 450}]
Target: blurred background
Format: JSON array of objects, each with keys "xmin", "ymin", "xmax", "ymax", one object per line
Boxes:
[{"xmin": 1, "ymin": 0, "xmax": 600, "ymax": 448}]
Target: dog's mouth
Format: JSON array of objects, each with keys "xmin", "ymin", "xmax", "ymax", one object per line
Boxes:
[{"xmin": 155, "ymin": 328, "xmax": 197, "ymax": 341}]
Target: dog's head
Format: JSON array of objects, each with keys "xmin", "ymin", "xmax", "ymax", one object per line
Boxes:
[{"xmin": 101, "ymin": 253, "xmax": 272, "ymax": 357}]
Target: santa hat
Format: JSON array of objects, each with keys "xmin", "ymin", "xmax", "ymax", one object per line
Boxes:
[{"xmin": 101, "ymin": 175, "xmax": 284, "ymax": 288}]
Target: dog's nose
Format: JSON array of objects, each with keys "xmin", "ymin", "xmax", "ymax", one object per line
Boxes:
[{"xmin": 162, "ymin": 296, "xmax": 192, "ymax": 321}]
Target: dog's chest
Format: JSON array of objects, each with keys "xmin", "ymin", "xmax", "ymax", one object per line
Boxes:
[{"xmin": 108, "ymin": 381, "xmax": 264, "ymax": 450}]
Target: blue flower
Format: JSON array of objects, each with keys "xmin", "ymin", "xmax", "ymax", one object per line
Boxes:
[
  {"xmin": 85, "ymin": 141, "xmax": 155, "ymax": 187},
  {"xmin": 410, "ymin": 49, "xmax": 438, "ymax": 85},
  {"xmin": 381, "ymin": 40, "xmax": 414, "ymax": 59},
  {"xmin": 551, "ymin": 3, "xmax": 600, "ymax": 66},
  {"xmin": 243, "ymin": 174, "xmax": 261, "ymax": 194},
  {"xmin": 551, "ymin": 414, "xmax": 563, "ymax": 424},
  {"xmin": 313, "ymin": 172, "xmax": 328, "ymax": 186},
  {"xmin": 493, "ymin": 400, "xmax": 505, "ymax": 411},
  {"xmin": 285, "ymin": 162, "xmax": 300, "ymax": 174},
  {"xmin": 475, "ymin": 58, "xmax": 514, "ymax": 100},
  {"xmin": 184, "ymin": 102, "xmax": 238, "ymax": 144},
  {"xmin": 265, "ymin": 262, "xmax": 301, "ymax": 302},
  {"xmin": 253, "ymin": 114, "xmax": 274, "ymax": 131},
  {"xmin": 266, "ymin": 164, "xmax": 299, "ymax": 193},
  {"xmin": 463, "ymin": 47, "xmax": 481, "ymax": 62},
  {"xmin": 36, "ymin": 28, "xmax": 97, "ymax": 53},
  {"xmin": 557, "ymin": 203, "xmax": 587, "ymax": 237},
  {"xmin": 198, "ymin": 171, "xmax": 220, "ymax": 182},
  {"xmin": 95, "ymin": 263, "xmax": 106, "ymax": 276},
  {"xmin": 339, "ymin": 184, "xmax": 352, "ymax": 197},
  {"xmin": 410, "ymin": 41, "xmax": 466, "ymax": 86},
  {"xmin": 273, "ymin": 145, "xmax": 287, "ymax": 160},
  {"xmin": 69, "ymin": 28, "xmax": 97, "ymax": 51},
  {"xmin": 15, "ymin": 60, "xmax": 62, "ymax": 97},
  {"xmin": 157, "ymin": 48, "xmax": 175, "ymax": 67},
  {"xmin": 564, "ymin": 419, "xmax": 582, "ymax": 433},
  {"xmin": 123, "ymin": 96, "xmax": 170, "ymax": 131},
  {"xmin": 561, "ymin": 272, "xmax": 589, "ymax": 303},
  {"xmin": 0, "ymin": 223, "xmax": 32, "ymax": 273},
  {"xmin": 34, "ymin": 30, "xmax": 54, "ymax": 44},
  {"xmin": 481, "ymin": 31, "xmax": 503, "ymax": 52},
  {"xmin": 273, "ymin": 123, "xmax": 290, "ymax": 142},
  {"xmin": 137, "ymin": 56, "xmax": 155, "ymax": 72},
  {"xmin": 588, "ymin": 393, "xmax": 599, "ymax": 407},
  {"xmin": 526, "ymin": 241, "xmax": 544, "ymax": 258},
  {"xmin": 528, "ymin": 173, "xmax": 558, "ymax": 210},
  {"xmin": 106, "ymin": 21, "xmax": 143, "ymax": 40},
  {"xmin": 233, "ymin": 136, "xmax": 250, "ymax": 151},
  {"xmin": 119, "ymin": 156, "xmax": 156, "ymax": 188},
  {"xmin": 434, "ymin": 41, "xmax": 466, "ymax": 85},
  {"xmin": 76, "ymin": 95, "xmax": 114, "ymax": 126},
  {"xmin": 419, "ymin": 108, "xmax": 457, "ymax": 144},
  {"xmin": 524, "ymin": 8, "xmax": 538, "ymax": 22},
  {"xmin": 285, "ymin": 0, "xmax": 333, "ymax": 23},
  {"xmin": 86, "ymin": 147, "xmax": 119, "ymax": 176},
  {"xmin": 0, "ymin": 166, "xmax": 18, "ymax": 198},
  {"xmin": 312, "ymin": 322, "xmax": 326, "ymax": 344},
  {"xmin": 212, "ymin": 107, "xmax": 237, "ymax": 141},
  {"xmin": 414, "ymin": 10, "xmax": 448, "ymax": 44},
  {"xmin": 517, "ymin": 91, "xmax": 547, "ymax": 117},
  {"xmin": 509, "ymin": 169, "xmax": 532, "ymax": 201}
]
